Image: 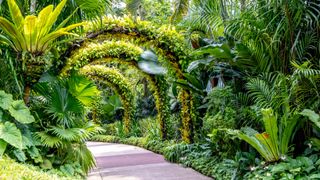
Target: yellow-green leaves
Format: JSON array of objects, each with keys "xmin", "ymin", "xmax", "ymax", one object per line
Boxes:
[
  {"xmin": 7, "ymin": 0, "xmax": 24, "ymax": 31},
  {"xmin": 80, "ymin": 65, "xmax": 135, "ymax": 134},
  {"xmin": 0, "ymin": 0, "xmax": 83, "ymax": 55}
]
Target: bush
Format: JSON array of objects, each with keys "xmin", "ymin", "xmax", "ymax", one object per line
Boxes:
[{"xmin": 0, "ymin": 157, "xmax": 79, "ymax": 180}]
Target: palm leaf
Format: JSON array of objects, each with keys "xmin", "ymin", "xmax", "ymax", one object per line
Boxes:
[{"xmin": 35, "ymin": 131, "xmax": 62, "ymax": 148}]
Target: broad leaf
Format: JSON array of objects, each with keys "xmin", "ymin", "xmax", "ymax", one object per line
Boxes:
[
  {"xmin": 300, "ymin": 109, "xmax": 320, "ymax": 128},
  {"xmin": 8, "ymin": 100, "xmax": 35, "ymax": 124},
  {"xmin": 0, "ymin": 122, "xmax": 22, "ymax": 149},
  {"xmin": 138, "ymin": 61, "xmax": 167, "ymax": 75},
  {"xmin": 27, "ymin": 146, "xmax": 43, "ymax": 163},
  {"xmin": 0, "ymin": 90, "xmax": 13, "ymax": 110},
  {"xmin": 13, "ymin": 149, "xmax": 27, "ymax": 162}
]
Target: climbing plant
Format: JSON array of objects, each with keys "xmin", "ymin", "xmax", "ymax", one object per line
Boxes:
[
  {"xmin": 79, "ymin": 65, "xmax": 135, "ymax": 134},
  {"xmin": 63, "ymin": 16, "xmax": 194, "ymax": 142},
  {"xmin": 62, "ymin": 41, "xmax": 170, "ymax": 139}
]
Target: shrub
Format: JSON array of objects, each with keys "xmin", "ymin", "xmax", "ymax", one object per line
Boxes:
[{"xmin": 0, "ymin": 157, "xmax": 79, "ymax": 180}]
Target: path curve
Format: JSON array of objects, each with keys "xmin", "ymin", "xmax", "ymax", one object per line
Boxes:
[{"xmin": 87, "ymin": 142, "xmax": 212, "ymax": 180}]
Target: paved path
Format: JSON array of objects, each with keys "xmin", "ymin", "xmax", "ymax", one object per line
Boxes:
[{"xmin": 87, "ymin": 142, "xmax": 212, "ymax": 180}]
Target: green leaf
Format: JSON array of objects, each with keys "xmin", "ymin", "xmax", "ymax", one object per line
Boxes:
[
  {"xmin": 271, "ymin": 163, "xmax": 289, "ymax": 173},
  {"xmin": 0, "ymin": 139, "xmax": 7, "ymax": 157},
  {"xmin": 0, "ymin": 122, "xmax": 22, "ymax": 149},
  {"xmin": 0, "ymin": 90, "xmax": 13, "ymax": 110},
  {"xmin": 68, "ymin": 73, "xmax": 100, "ymax": 106},
  {"xmin": 60, "ymin": 164, "xmax": 75, "ymax": 176},
  {"xmin": 13, "ymin": 149, "xmax": 27, "ymax": 162},
  {"xmin": 27, "ymin": 146, "xmax": 43, "ymax": 163},
  {"xmin": 40, "ymin": 159, "xmax": 53, "ymax": 170},
  {"xmin": 310, "ymin": 174, "xmax": 320, "ymax": 179},
  {"xmin": 8, "ymin": 100, "xmax": 35, "ymax": 124},
  {"xmin": 300, "ymin": 109, "xmax": 320, "ymax": 128}
]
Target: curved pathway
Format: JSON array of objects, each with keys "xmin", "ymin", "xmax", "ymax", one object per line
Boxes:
[{"xmin": 87, "ymin": 142, "xmax": 212, "ymax": 180}]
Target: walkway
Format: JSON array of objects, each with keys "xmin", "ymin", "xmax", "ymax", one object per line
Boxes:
[{"xmin": 87, "ymin": 142, "xmax": 212, "ymax": 180}]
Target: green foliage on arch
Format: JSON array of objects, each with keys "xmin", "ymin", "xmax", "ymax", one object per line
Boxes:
[
  {"xmin": 83, "ymin": 16, "xmax": 195, "ymax": 142},
  {"xmin": 79, "ymin": 65, "xmax": 135, "ymax": 134},
  {"xmin": 62, "ymin": 40, "xmax": 170, "ymax": 139},
  {"xmin": 61, "ymin": 41, "xmax": 143, "ymax": 75},
  {"xmin": 64, "ymin": 16, "xmax": 195, "ymax": 142},
  {"xmin": 84, "ymin": 16, "xmax": 191, "ymax": 70}
]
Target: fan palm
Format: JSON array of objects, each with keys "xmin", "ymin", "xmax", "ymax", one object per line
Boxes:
[{"xmin": 32, "ymin": 73, "xmax": 102, "ymax": 174}]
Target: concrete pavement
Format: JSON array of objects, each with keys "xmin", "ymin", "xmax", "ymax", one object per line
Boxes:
[{"xmin": 87, "ymin": 142, "xmax": 212, "ymax": 180}]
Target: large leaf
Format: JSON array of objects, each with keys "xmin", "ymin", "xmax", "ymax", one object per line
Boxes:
[
  {"xmin": 0, "ymin": 122, "xmax": 22, "ymax": 149},
  {"xmin": 8, "ymin": 100, "xmax": 35, "ymax": 124},
  {"xmin": 300, "ymin": 109, "xmax": 320, "ymax": 128},
  {"xmin": 13, "ymin": 149, "xmax": 27, "ymax": 162},
  {"xmin": 0, "ymin": 90, "xmax": 13, "ymax": 110},
  {"xmin": 261, "ymin": 108, "xmax": 279, "ymax": 156},
  {"xmin": 138, "ymin": 61, "xmax": 167, "ymax": 75}
]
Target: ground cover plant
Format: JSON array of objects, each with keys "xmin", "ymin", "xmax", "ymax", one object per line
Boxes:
[{"xmin": 0, "ymin": 0, "xmax": 320, "ymax": 179}]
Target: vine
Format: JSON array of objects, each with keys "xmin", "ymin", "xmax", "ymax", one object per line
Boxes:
[
  {"xmin": 63, "ymin": 16, "xmax": 195, "ymax": 142},
  {"xmin": 62, "ymin": 41, "xmax": 169, "ymax": 139},
  {"xmin": 79, "ymin": 65, "xmax": 135, "ymax": 134}
]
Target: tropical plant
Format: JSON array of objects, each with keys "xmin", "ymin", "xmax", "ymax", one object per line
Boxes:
[
  {"xmin": 0, "ymin": 0, "xmax": 84, "ymax": 104},
  {"xmin": 300, "ymin": 109, "xmax": 320, "ymax": 151},
  {"xmin": 231, "ymin": 108, "xmax": 300, "ymax": 162},
  {"xmin": 0, "ymin": 0, "xmax": 83, "ymax": 54},
  {"xmin": 31, "ymin": 73, "xmax": 103, "ymax": 174},
  {"xmin": 0, "ymin": 90, "xmax": 35, "ymax": 157}
]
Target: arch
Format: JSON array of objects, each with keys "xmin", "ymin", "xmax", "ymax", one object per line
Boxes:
[
  {"xmin": 80, "ymin": 65, "xmax": 135, "ymax": 134},
  {"xmin": 62, "ymin": 41, "xmax": 169, "ymax": 139},
  {"xmin": 63, "ymin": 16, "xmax": 195, "ymax": 142}
]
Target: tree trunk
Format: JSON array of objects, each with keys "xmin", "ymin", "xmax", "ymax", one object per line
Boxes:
[
  {"xmin": 30, "ymin": 0, "xmax": 37, "ymax": 14},
  {"xmin": 23, "ymin": 84, "xmax": 31, "ymax": 105}
]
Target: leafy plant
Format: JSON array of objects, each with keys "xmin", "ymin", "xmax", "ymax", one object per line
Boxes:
[
  {"xmin": 32, "ymin": 73, "xmax": 103, "ymax": 174},
  {"xmin": 0, "ymin": 0, "xmax": 83, "ymax": 54},
  {"xmin": 0, "ymin": 90, "xmax": 34, "ymax": 157},
  {"xmin": 245, "ymin": 155, "xmax": 320, "ymax": 179},
  {"xmin": 231, "ymin": 108, "xmax": 300, "ymax": 162}
]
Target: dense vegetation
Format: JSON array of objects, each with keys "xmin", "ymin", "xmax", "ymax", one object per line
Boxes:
[{"xmin": 0, "ymin": 0, "xmax": 320, "ymax": 179}]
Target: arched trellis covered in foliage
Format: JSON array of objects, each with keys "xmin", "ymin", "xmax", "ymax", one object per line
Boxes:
[
  {"xmin": 61, "ymin": 41, "xmax": 170, "ymax": 139},
  {"xmin": 79, "ymin": 65, "xmax": 135, "ymax": 134},
  {"xmin": 62, "ymin": 16, "xmax": 195, "ymax": 142}
]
